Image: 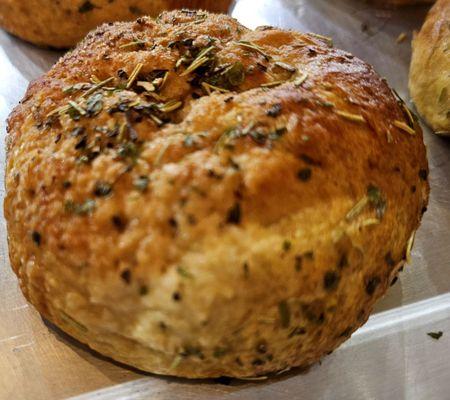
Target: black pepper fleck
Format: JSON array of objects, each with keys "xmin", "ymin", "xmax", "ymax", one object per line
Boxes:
[
  {"xmin": 288, "ymin": 326, "xmax": 306, "ymax": 338},
  {"xmin": 337, "ymin": 254, "xmax": 348, "ymax": 269},
  {"xmin": 365, "ymin": 276, "xmax": 381, "ymax": 295},
  {"xmin": 120, "ymin": 269, "xmax": 131, "ymax": 284},
  {"xmin": 278, "ymin": 300, "xmax": 291, "ymax": 328},
  {"xmin": 282, "ymin": 240, "xmax": 292, "ymax": 252},
  {"xmin": 111, "ymin": 215, "xmax": 127, "ymax": 232},
  {"xmin": 256, "ymin": 342, "xmax": 267, "ymax": 354},
  {"xmin": 266, "ymin": 103, "xmax": 282, "ymax": 117},
  {"xmin": 226, "ymin": 202, "xmax": 241, "ymax": 224},
  {"xmin": 295, "ymin": 255, "xmax": 302, "ymax": 271},
  {"xmin": 139, "ymin": 285, "xmax": 149, "ymax": 296},
  {"xmin": 324, "ymin": 271, "xmax": 340, "ymax": 291},
  {"xmin": 251, "ymin": 358, "xmax": 265, "ymax": 366},
  {"xmin": 297, "ymin": 168, "xmax": 312, "ymax": 181},
  {"xmin": 93, "ymin": 181, "xmax": 112, "ymax": 197},
  {"xmin": 78, "ymin": 0, "xmax": 95, "ymax": 13},
  {"xmin": 385, "ymin": 252, "xmax": 396, "ymax": 267},
  {"xmin": 31, "ymin": 231, "xmax": 41, "ymax": 246},
  {"xmin": 418, "ymin": 169, "xmax": 428, "ymax": 181},
  {"xmin": 172, "ymin": 291, "xmax": 182, "ymax": 301}
]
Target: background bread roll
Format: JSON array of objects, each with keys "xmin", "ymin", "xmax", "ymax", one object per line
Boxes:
[
  {"xmin": 0, "ymin": 0, "xmax": 232, "ymax": 48},
  {"xmin": 409, "ymin": 0, "xmax": 449, "ymax": 135},
  {"xmin": 5, "ymin": 11, "xmax": 429, "ymax": 378},
  {"xmin": 371, "ymin": 0, "xmax": 434, "ymax": 5}
]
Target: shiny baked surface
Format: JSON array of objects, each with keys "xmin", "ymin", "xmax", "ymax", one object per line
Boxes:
[{"xmin": 5, "ymin": 10, "xmax": 429, "ymax": 378}]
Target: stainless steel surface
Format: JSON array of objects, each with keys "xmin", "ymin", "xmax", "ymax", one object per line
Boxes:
[{"xmin": 0, "ymin": 1, "xmax": 449, "ymax": 399}]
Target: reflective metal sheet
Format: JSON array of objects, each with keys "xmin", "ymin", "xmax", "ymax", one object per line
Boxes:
[{"xmin": 0, "ymin": 1, "xmax": 449, "ymax": 399}]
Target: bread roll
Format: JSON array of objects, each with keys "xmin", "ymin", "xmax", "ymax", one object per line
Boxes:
[
  {"xmin": 5, "ymin": 10, "xmax": 429, "ymax": 378},
  {"xmin": 409, "ymin": 0, "xmax": 450, "ymax": 135},
  {"xmin": 370, "ymin": 0, "xmax": 434, "ymax": 5},
  {"xmin": 0, "ymin": 0, "xmax": 231, "ymax": 48}
]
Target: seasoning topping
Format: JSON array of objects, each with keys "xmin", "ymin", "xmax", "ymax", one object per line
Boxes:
[
  {"xmin": 336, "ymin": 110, "xmax": 366, "ymax": 123},
  {"xmin": 227, "ymin": 202, "xmax": 241, "ymax": 224},
  {"xmin": 78, "ymin": 0, "xmax": 95, "ymax": 13},
  {"xmin": 427, "ymin": 331, "xmax": 443, "ymax": 340},
  {"xmin": 235, "ymin": 41, "xmax": 271, "ymax": 61},
  {"xmin": 297, "ymin": 168, "xmax": 312, "ymax": 181},
  {"xmin": 393, "ymin": 120, "xmax": 416, "ymax": 135},
  {"xmin": 180, "ymin": 46, "xmax": 215, "ymax": 76},
  {"xmin": 65, "ymin": 199, "xmax": 96, "ymax": 215},
  {"xmin": 274, "ymin": 61, "xmax": 297, "ymax": 73},
  {"xmin": 32, "ymin": 231, "xmax": 41, "ymax": 246},
  {"xmin": 294, "ymin": 72, "xmax": 308, "ymax": 87},
  {"xmin": 278, "ymin": 300, "xmax": 291, "ymax": 328},
  {"xmin": 266, "ymin": 103, "xmax": 282, "ymax": 117},
  {"xmin": 93, "ymin": 181, "xmax": 112, "ymax": 197},
  {"xmin": 126, "ymin": 63, "xmax": 144, "ymax": 89}
]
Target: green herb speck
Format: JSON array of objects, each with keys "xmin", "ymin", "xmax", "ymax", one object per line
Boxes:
[
  {"xmin": 177, "ymin": 266, "xmax": 193, "ymax": 279},
  {"xmin": 282, "ymin": 240, "xmax": 292, "ymax": 252},
  {"xmin": 134, "ymin": 176, "xmax": 149, "ymax": 192},
  {"xmin": 78, "ymin": 1, "xmax": 95, "ymax": 13},
  {"xmin": 427, "ymin": 331, "xmax": 443, "ymax": 340},
  {"xmin": 278, "ymin": 300, "xmax": 291, "ymax": 328}
]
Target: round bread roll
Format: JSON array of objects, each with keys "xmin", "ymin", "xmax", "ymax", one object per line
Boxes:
[
  {"xmin": 5, "ymin": 10, "xmax": 429, "ymax": 378},
  {"xmin": 409, "ymin": 0, "xmax": 450, "ymax": 135},
  {"xmin": 369, "ymin": 0, "xmax": 434, "ymax": 6},
  {"xmin": 0, "ymin": 1, "xmax": 231, "ymax": 48}
]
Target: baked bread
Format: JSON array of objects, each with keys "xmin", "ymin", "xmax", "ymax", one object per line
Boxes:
[
  {"xmin": 0, "ymin": 1, "xmax": 231, "ymax": 48},
  {"xmin": 409, "ymin": 0, "xmax": 450, "ymax": 135},
  {"xmin": 5, "ymin": 10, "xmax": 429, "ymax": 378},
  {"xmin": 370, "ymin": 0, "xmax": 434, "ymax": 6}
]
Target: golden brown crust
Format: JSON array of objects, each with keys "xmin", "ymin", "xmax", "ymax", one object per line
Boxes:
[
  {"xmin": 409, "ymin": 0, "xmax": 450, "ymax": 135},
  {"xmin": 0, "ymin": 0, "xmax": 232, "ymax": 48},
  {"xmin": 5, "ymin": 11, "xmax": 429, "ymax": 378}
]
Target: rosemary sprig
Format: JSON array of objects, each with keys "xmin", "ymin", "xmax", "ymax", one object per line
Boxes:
[
  {"xmin": 308, "ymin": 32, "xmax": 333, "ymax": 47},
  {"xmin": 274, "ymin": 61, "xmax": 297, "ymax": 73},
  {"xmin": 346, "ymin": 197, "xmax": 369, "ymax": 221},
  {"xmin": 180, "ymin": 46, "xmax": 215, "ymax": 77},
  {"xmin": 294, "ymin": 72, "xmax": 308, "ymax": 87},
  {"xmin": 336, "ymin": 110, "xmax": 366, "ymax": 123},
  {"xmin": 157, "ymin": 100, "xmax": 182, "ymax": 113},
  {"xmin": 137, "ymin": 81, "xmax": 156, "ymax": 92},
  {"xmin": 68, "ymin": 100, "xmax": 86, "ymax": 116},
  {"xmin": 261, "ymin": 80, "xmax": 288, "ymax": 88},
  {"xmin": 201, "ymin": 82, "xmax": 230, "ymax": 94},
  {"xmin": 46, "ymin": 104, "xmax": 71, "ymax": 118},
  {"xmin": 235, "ymin": 41, "xmax": 271, "ymax": 61},
  {"xmin": 126, "ymin": 63, "xmax": 144, "ymax": 89},
  {"xmin": 119, "ymin": 40, "xmax": 147, "ymax": 49},
  {"xmin": 393, "ymin": 120, "xmax": 416, "ymax": 135},
  {"xmin": 80, "ymin": 76, "xmax": 114, "ymax": 98},
  {"xmin": 157, "ymin": 71, "xmax": 169, "ymax": 90},
  {"xmin": 154, "ymin": 142, "xmax": 170, "ymax": 166}
]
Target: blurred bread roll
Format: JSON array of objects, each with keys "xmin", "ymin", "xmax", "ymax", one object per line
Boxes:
[
  {"xmin": 409, "ymin": 0, "xmax": 449, "ymax": 135},
  {"xmin": 0, "ymin": 0, "xmax": 232, "ymax": 48}
]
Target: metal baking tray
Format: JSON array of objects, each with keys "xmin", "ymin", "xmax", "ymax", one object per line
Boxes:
[{"xmin": 1, "ymin": 0, "xmax": 449, "ymax": 399}]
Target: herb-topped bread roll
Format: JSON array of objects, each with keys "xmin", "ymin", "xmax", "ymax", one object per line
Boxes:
[
  {"xmin": 0, "ymin": 1, "xmax": 231, "ymax": 48},
  {"xmin": 5, "ymin": 11, "xmax": 429, "ymax": 378},
  {"xmin": 409, "ymin": 0, "xmax": 449, "ymax": 135},
  {"xmin": 371, "ymin": 0, "xmax": 434, "ymax": 5}
]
